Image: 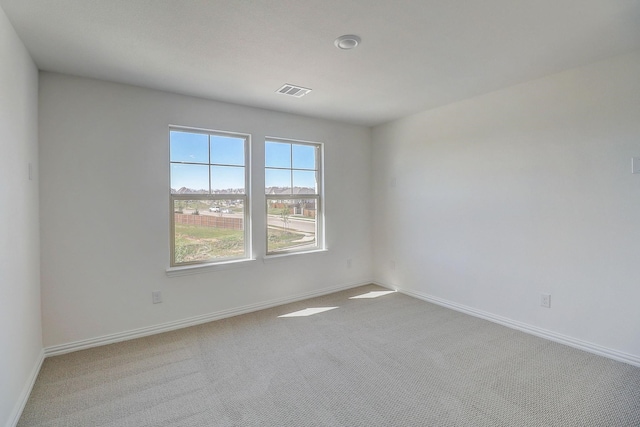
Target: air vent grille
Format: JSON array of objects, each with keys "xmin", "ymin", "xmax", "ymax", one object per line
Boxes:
[{"xmin": 277, "ymin": 84, "xmax": 312, "ymax": 98}]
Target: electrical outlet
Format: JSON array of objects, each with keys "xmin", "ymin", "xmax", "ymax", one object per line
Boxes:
[
  {"xmin": 347, "ymin": 258, "xmax": 352, "ymax": 268},
  {"xmin": 152, "ymin": 290, "xmax": 162, "ymax": 304},
  {"xmin": 540, "ymin": 293, "xmax": 551, "ymax": 308}
]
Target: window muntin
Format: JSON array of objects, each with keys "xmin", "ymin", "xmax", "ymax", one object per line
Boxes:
[
  {"xmin": 265, "ymin": 139, "xmax": 322, "ymax": 255},
  {"xmin": 170, "ymin": 128, "xmax": 250, "ymax": 266}
]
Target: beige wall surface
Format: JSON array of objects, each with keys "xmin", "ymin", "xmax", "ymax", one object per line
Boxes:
[
  {"xmin": 372, "ymin": 51, "xmax": 640, "ymax": 360},
  {"xmin": 0, "ymin": 5, "xmax": 42, "ymax": 427},
  {"xmin": 38, "ymin": 73, "xmax": 373, "ymax": 348}
]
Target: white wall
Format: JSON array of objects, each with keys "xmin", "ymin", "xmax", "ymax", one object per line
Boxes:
[
  {"xmin": 0, "ymin": 6, "xmax": 42, "ymax": 427},
  {"xmin": 39, "ymin": 73, "xmax": 372, "ymax": 348},
  {"xmin": 372, "ymin": 50, "xmax": 640, "ymax": 360}
]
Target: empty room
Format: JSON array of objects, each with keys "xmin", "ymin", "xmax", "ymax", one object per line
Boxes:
[{"xmin": 2, "ymin": 0, "xmax": 640, "ymax": 426}]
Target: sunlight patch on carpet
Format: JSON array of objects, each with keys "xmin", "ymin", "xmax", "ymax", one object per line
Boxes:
[
  {"xmin": 278, "ymin": 307, "xmax": 339, "ymax": 317},
  {"xmin": 349, "ymin": 290, "xmax": 396, "ymax": 299}
]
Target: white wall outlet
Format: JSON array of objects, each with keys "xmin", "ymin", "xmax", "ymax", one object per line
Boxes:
[
  {"xmin": 540, "ymin": 293, "xmax": 551, "ymax": 308},
  {"xmin": 347, "ymin": 258, "xmax": 352, "ymax": 268},
  {"xmin": 152, "ymin": 290, "xmax": 162, "ymax": 304},
  {"xmin": 632, "ymin": 157, "xmax": 640, "ymax": 174}
]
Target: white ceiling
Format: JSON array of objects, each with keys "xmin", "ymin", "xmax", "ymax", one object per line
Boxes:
[{"xmin": 2, "ymin": 0, "xmax": 640, "ymax": 126}]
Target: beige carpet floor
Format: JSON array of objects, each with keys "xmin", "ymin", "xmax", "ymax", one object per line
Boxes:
[{"xmin": 18, "ymin": 284, "xmax": 640, "ymax": 426}]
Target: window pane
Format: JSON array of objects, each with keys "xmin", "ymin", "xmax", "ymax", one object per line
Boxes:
[
  {"xmin": 211, "ymin": 135, "xmax": 245, "ymax": 166},
  {"xmin": 265, "ymin": 141, "xmax": 291, "ymax": 168},
  {"xmin": 171, "ymin": 164, "xmax": 209, "ymax": 193},
  {"xmin": 173, "ymin": 199, "xmax": 245, "ymax": 264},
  {"xmin": 211, "ymin": 166, "xmax": 245, "ymax": 194},
  {"xmin": 293, "ymin": 170, "xmax": 317, "ymax": 194},
  {"xmin": 170, "ymin": 131, "xmax": 208, "ymax": 163},
  {"xmin": 265, "ymin": 168, "xmax": 291, "ymax": 193},
  {"xmin": 267, "ymin": 198, "xmax": 317, "ymax": 253},
  {"xmin": 292, "ymin": 144, "xmax": 316, "ymax": 170}
]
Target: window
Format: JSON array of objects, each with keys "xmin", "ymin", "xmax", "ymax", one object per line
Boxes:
[
  {"xmin": 170, "ymin": 127, "xmax": 250, "ymax": 266},
  {"xmin": 265, "ymin": 139, "xmax": 323, "ymax": 255}
]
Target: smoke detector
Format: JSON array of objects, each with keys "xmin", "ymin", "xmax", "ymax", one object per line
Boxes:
[
  {"xmin": 276, "ymin": 84, "xmax": 312, "ymax": 98},
  {"xmin": 334, "ymin": 35, "xmax": 361, "ymax": 50}
]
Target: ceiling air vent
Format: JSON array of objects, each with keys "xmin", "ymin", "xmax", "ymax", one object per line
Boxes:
[{"xmin": 276, "ymin": 84, "xmax": 312, "ymax": 98}]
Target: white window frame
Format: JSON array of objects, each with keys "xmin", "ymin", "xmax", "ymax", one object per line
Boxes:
[
  {"xmin": 265, "ymin": 137, "xmax": 324, "ymax": 256},
  {"xmin": 169, "ymin": 126, "xmax": 251, "ymax": 267}
]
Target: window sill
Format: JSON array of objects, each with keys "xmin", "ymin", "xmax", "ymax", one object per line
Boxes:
[
  {"xmin": 166, "ymin": 258, "xmax": 255, "ymax": 277},
  {"xmin": 262, "ymin": 248, "xmax": 328, "ymax": 264}
]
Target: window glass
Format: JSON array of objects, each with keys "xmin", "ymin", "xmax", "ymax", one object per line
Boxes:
[
  {"xmin": 292, "ymin": 144, "xmax": 315, "ymax": 169},
  {"xmin": 173, "ymin": 199, "xmax": 245, "ymax": 264},
  {"xmin": 267, "ymin": 198, "xmax": 317, "ymax": 253},
  {"xmin": 169, "ymin": 131, "xmax": 208, "ymax": 163},
  {"xmin": 265, "ymin": 168, "xmax": 291, "ymax": 191},
  {"xmin": 211, "ymin": 166, "xmax": 245, "ymax": 193},
  {"xmin": 293, "ymin": 170, "xmax": 316, "ymax": 193},
  {"xmin": 170, "ymin": 164, "xmax": 209, "ymax": 193},
  {"xmin": 265, "ymin": 141, "xmax": 291, "ymax": 168},
  {"xmin": 211, "ymin": 135, "xmax": 245, "ymax": 166}
]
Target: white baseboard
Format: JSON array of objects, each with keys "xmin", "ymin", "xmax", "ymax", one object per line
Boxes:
[
  {"xmin": 45, "ymin": 280, "xmax": 372, "ymax": 357},
  {"xmin": 7, "ymin": 349, "xmax": 44, "ymax": 427},
  {"xmin": 373, "ymin": 281, "xmax": 640, "ymax": 368}
]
